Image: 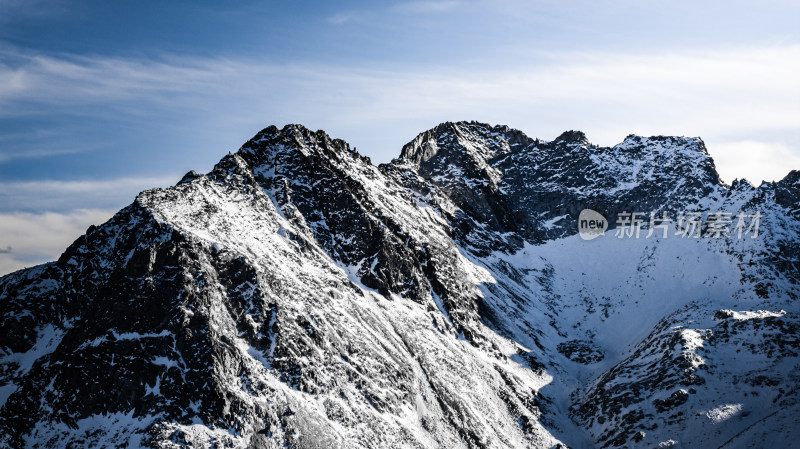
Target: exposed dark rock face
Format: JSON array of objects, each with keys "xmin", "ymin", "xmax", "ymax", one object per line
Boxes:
[
  {"xmin": 556, "ymin": 340, "xmax": 604, "ymax": 364},
  {"xmin": 395, "ymin": 122, "xmax": 724, "ymax": 254},
  {"xmin": 1, "ymin": 122, "xmax": 798, "ymax": 448}
]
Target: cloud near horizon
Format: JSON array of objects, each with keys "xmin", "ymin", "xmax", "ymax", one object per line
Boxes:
[
  {"xmin": 0, "ymin": 176, "xmax": 178, "ymax": 213},
  {"xmin": 0, "ymin": 209, "xmax": 116, "ymax": 276},
  {"xmin": 1, "ymin": 43, "xmax": 798, "ymax": 183}
]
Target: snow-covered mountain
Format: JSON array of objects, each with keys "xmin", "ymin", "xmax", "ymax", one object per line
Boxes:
[{"xmin": 1, "ymin": 122, "xmax": 798, "ymax": 448}]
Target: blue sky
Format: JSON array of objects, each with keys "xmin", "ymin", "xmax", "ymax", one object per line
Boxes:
[{"xmin": 1, "ymin": 0, "xmax": 799, "ymax": 274}]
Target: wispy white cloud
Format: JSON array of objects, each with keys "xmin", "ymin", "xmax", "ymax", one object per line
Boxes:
[
  {"xmin": 0, "ymin": 176, "xmax": 178, "ymax": 212},
  {"xmin": 0, "ymin": 209, "xmax": 115, "ymax": 276},
  {"xmin": 0, "ymin": 51, "xmax": 232, "ymax": 111},
  {"xmin": 325, "ymin": 1, "xmax": 462, "ymax": 25},
  {"xmin": 325, "ymin": 12, "xmax": 359, "ymax": 25},
  {"xmin": 0, "ymin": 44, "xmax": 798, "ymax": 182},
  {"xmin": 0, "ymin": 125, "xmax": 110, "ymax": 164},
  {"xmin": 0, "ymin": 147, "xmax": 85, "ymax": 163}
]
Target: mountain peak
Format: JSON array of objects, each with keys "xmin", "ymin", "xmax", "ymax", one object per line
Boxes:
[
  {"xmin": 619, "ymin": 134, "xmax": 708, "ymax": 153},
  {"xmin": 238, "ymin": 124, "xmax": 367, "ymax": 167},
  {"xmin": 399, "ymin": 121, "xmax": 533, "ymax": 166},
  {"xmin": 245, "ymin": 123, "xmax": 335, "ymax": 149},
  {"xmin": 553, "ymin": 130, "xmax": 588, "ymax": 144}
]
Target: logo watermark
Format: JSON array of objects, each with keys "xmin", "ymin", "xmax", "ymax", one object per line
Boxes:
[
  {"xmin": 578, "ymin": 210, "xmax": 762, "ymax": 240},
  {"xmin": 578, "ymin": 209, "xmax": 608, "ymax": 240}
]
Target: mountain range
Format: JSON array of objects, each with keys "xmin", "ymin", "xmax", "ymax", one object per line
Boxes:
[{"xmin": 1, "ymin": 121, "xmax": 798, "ymax": 448}]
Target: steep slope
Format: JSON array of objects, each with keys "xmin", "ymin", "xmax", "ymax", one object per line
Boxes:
[
  {"xmin": 393, "ymin": 122, "xmax": 800, "ymax": 448},
  {"xmin": 1, "ymin": 122, "xmax": 798, "ymax": 449},
  {"xmin": 0, "ymin": 125, "xmax": 572, "ymax": 448}
]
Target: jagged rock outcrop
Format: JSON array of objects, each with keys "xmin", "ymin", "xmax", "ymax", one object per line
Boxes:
[{"xmin": 394, "ymin": 121, "xmax": 724, "ymax": 253}]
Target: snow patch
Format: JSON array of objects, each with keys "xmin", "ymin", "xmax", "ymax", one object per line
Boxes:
[
  {"xmin": 1, "ymin": 324, "xmax": 66, "ymax": 379},
  {"xmin": 705, "ymin": 403, "xmax": 743, "ymax": 424},
  {"xmin": 23, "ymin": 410, "xmax": 153, "ymax": 449},
  {"xmin": 725, "ymin": 309, "xmax": 786, "ymax": 320}
]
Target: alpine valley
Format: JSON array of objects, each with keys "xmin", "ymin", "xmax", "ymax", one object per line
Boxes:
[{"xmin": 1, "ymin": 122, "xmax": 798, "ymax": 449}]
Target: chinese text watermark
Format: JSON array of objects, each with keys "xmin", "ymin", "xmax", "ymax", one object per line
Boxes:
[{"xmin": 578, "ymin": 209, "xmax": 761, "ymax": 240}]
